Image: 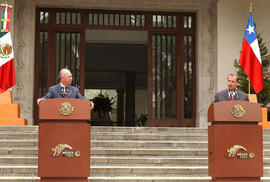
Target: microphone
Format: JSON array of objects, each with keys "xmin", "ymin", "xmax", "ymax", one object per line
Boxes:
[{"xmin": 234, "ymin": 90, "xmax": 239, "ymax": 100}]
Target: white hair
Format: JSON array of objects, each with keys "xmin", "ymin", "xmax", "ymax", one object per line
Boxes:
[{"xmin": 59, "ymin": 68, "xmax": 71, "ymax": 79}]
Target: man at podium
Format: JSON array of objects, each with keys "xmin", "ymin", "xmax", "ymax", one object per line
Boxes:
[
  {"xmin": 37, "ymin": 68, "xmax": 94, "ymax": 109},
  {"xmin": 214, "ymin": 73, "xmax": 249, "ymax": 102}
]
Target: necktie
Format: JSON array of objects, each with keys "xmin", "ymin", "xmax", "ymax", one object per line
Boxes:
[
  {"xmin": 64, "ymin": 86, "xmax": 68, "ymax": 97},
  {"xmin": 229, "ymin": 94, "xmax": 233, "ymax": 101}
]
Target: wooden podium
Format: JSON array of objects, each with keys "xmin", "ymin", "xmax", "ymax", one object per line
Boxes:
[
  {"xmin": 208, "ymin": 101, "xmax": 263, "ymax": 182},
  {"xmin": 38, "ymin": 98, "xmax": 91, "ymax": 182}
]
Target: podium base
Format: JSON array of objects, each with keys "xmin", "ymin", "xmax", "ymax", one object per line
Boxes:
[
  {"xmin": 210, "ymin": 179, "xmax": 261, "ymax": 182},
  {"xmin": 211, "ymin": 177, "xmax": 261, "ymax": 181},
  {"xmin": 40, "ymin": 177, "xmax": 88, "ymax": 182}
]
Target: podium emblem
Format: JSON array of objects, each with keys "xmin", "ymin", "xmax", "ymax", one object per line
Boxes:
[
  {"xmin": 226, "ymin": 145, "xmax": 255, "ymax": 159},
  {"xmin": 50, "ymin": 144, "xmax": 81, "ymax": 158},
  {"xmin": 59, "ymin": 102, "xmax": 74, "ymax": 116},
  {"xmin": 231, "ymin": 104, "xmax": 245, "ymax": 118}
]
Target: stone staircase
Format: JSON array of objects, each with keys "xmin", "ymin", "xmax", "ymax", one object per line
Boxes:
[{"xmin": 0, "ymin": 126, "xmax": 270, "ymax": 181}]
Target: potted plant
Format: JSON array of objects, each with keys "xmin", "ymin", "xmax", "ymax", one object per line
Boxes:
[{"xmin": 91, "ymin": 94, "xmax": 114, "ymax": 119}]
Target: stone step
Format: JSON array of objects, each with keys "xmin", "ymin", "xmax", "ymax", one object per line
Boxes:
[
  {"xmin": 91, "ymin": 141, "xmax": 208, "ymax": 148},
  {"xmin": 89, "ymin": 176, "xmax": 211, "ymax": 182},
  {"xmin": 0, "ymin": 126, "xmax": 38, "ymax": 132},
  {"xmin": 0, "ymin": 166, "xmax": 37, "ymax": 175},
  {"xmin": 1, "ymin": 177, "xmax": 270, "ymax": 182},
  {"xmin": 91, "ymin": 134, "xmax": 208, "ymax": 141},
  {"xmin": 91, "ymin": 157, "xmax": 208, "ymax": 165},
  {"xmin": 2, "ymin": 128, "xmax": 270, "ymax": 142},
  {"xmin": 0, "ymin": 156, "xmax": 208, "ymax": 165},
  {"xmin": 0, "ymin": 133, "xmax": 209, "ymax": 140},
  {"xmin": 2, "ymin": 133, "xmax": 270, "ymax": 142},
  {"xmin": 0, "ymin": 140, "xmax": 209, "ymax": 148},
  {"xmin": 2, "ymin": 141, "xmax": 270, "ymax": 149},
  {"xmin": 0, "ymin": 176, "xmax": 210, "ymax": 182},
  {"xmin": 0, "ymin": 165, "xmax": 208, "ymax": 175},
  {"xmin": 3, "ymin": 156, "xmax": 270, "ymax": 166},
  {"xmin": 90, "ymin": 127, "xmax": 208, "ymax": 133},
  {"xmin": 5, "ymin": 176, "xmax": 270, "ymax": 182},
  {"xmin": 0, "ymin": 148, "xmax": 38, "ymax": 155},
  {"xmin": 0, "ymin": 148, "xmax": 208, "ymax": 156},
  {"xmin": 3, "ymin": 132, "xmax": 270, "ymax": 142},
  {"xmin": 3, "ymin": 147, "xmax": 270, "ymax": 157},
  {"xmin": 0, "ymin": 134, "xmax": 38, "ymax": 139},
  {"xmin": 0, "ymin": 126, "xmax": 208, "ymax": 133},
  {"xmin": 0, "ymin": 157, "xmax": 36, "ymax": 164},
  {"xmin": 0, "ymin": 125, "xmax": 270, "ymax": 134},
  {"xmin": 91, "ymin": 148, "xmax": 208, "ymax": 156},
  {"xmin": 0, "ymin": 141, "xmax": 37, "ymax": 147},
  {"xmin": 91, "ymin": 166, "xmax": 208, "ymax": 175},
  {"xmin": 1, "ymin": 165, "xmax": 270, "ymax": 175}
]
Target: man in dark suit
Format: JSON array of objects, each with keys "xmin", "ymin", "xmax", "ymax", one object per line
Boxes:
[
  {"xmin": 37, "ymin": 68, "xmax": 94, "ymax": 109},
  {"xmin": 214, "ymin": 73, "xmax": 249, "ymax": 102}
]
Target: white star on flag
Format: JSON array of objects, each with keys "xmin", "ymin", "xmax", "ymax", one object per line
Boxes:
[{"xmin": 246, "ymin": 25, "xmax": 254, "ymax": 35}]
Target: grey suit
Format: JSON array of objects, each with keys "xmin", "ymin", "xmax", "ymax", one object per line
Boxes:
[
  {"xmin": 214, "ymin": 89, "xmax": 249, "ymax": 103},
  {"xmin": 41, "ymin": 83, "xmax": 87, "ymax": 100}
]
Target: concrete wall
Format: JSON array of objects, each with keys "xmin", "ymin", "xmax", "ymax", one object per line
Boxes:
[
  {"xmin": 217, "ymin": 0, "xmax": 270, "ymax": 91},
  {"xmin": 12, "ymin": 0, "xmax": 217, "ymax": 126}
]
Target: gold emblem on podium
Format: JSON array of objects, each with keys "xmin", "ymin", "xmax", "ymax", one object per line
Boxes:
[
  {"xmin": 226, "ymin": 145, "xmax": 255, "ymax": 159},
  {"xmin": 59, "ymin": 102, "xmax": 74, "ymax": 116},
  {"xmin": 231, "ymin": 104, "xmax": 245, "ymax": 118},
  {"xmin": 50, "ymin": 144, "xmax": 80, "ymax": 158}
]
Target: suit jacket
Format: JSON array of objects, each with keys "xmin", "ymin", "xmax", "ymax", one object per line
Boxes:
[
  {"xmin": 41, "ymin": 83, "xmax": 87, "ymax": 100},
  {"xmin": 214, "ymin": 89, "xmax": 249, "ymax": 103}
]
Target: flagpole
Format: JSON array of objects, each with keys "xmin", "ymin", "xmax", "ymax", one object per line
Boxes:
[
  {"xmin": 248, "ymin": 1, "xmax": 252, "ymax": 95},
  {"xmin": 248, "ymin": 80, "xmax": 251, "ymax": 94}
]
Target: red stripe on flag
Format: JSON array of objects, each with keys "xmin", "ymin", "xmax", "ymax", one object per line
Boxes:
[
  {"xmin": 6, "ymin": 21, "xmax": 9, "ymax": 30},
  {"xmin": 6, "ymin": 6, "xmax": 10, "ymax": 30},
  {"xmin": 0, "ymin": 58, "xmax": 15, "ymax": 93},
  {"xmin": 240, "ymin": 39, "xmax": 264, "ymax": 93}
]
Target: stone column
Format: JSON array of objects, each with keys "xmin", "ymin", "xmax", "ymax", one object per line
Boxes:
[
  {"xmin": 125, "ymin": 72, "xmax": 135, "ymax": 126},
  {"xmin": 116, "ymin": 89, "xmax": 124, "ymax": 126}
]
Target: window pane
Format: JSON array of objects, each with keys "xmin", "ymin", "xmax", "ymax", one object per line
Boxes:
[
  {"xmin": 72, "ymin": 13, "xmax": 77, "ymax": 24},
  {"xmin": 184, "ymin": 35, "xmax": 193, "ymax": 119},
  {"xmin": 152, "ymin": 15, "xmax": 177, "ymax": 29},
  {"xmin": 56, "ymin": 12, "xmax": 60, "ymax": 24},
  {"xmin": 184, "ymin": 16, "xmax": 192, "ymax": 28},
  {"xmin": 66, "ymin": 12, "xmax": 71, "ymax": 24},
  {"xmin": 55, "ymin": 32, "xmax": 81, "ymax": 88},
  {"xmin": 104, "ymin": 14, "xmax": 109, "ymax": 26},
  {"xmin": 39, "ymin": 32, "xmax": 48, "ymax": 97},
  {"xmin": 152, "ymin": 34, "xmax": 177, "ymax": 119},
  {"xmin": 40, "ymin": 11, "xmax": 49, "ymax": 24}
]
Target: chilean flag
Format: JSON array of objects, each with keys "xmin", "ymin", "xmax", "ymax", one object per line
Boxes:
[{"xmin": 239, "ymin": 12, "xmax": 263, "ymax": 93}]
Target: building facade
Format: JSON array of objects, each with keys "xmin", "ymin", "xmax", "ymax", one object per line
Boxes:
[{"xmin": 4, "ymin": 0, "xmax": 270, "ymax": 126}]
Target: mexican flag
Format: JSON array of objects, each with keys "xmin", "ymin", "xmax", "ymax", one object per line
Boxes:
[{"xmin": 0, "ymin": 3, "xmax": 15, "ymax": 93}]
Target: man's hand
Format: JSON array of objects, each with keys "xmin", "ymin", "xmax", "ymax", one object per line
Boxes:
[
  {"xmin": 90, "ymin": 101, "xmax": 94, "ymax": 110},
  {"xmin": 37, "ymin": 98, "xmax": 43, "ymax": 106}
]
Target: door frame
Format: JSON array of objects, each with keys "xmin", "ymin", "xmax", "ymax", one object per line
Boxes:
[{"xmin": 34, "ymin": 8, "xmax": 196, "ymax": 126}]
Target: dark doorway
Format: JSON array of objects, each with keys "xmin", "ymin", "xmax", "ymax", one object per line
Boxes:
[{"xmin": 84, "ymin": 30, "xmax": 148, "ymax": 126}]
